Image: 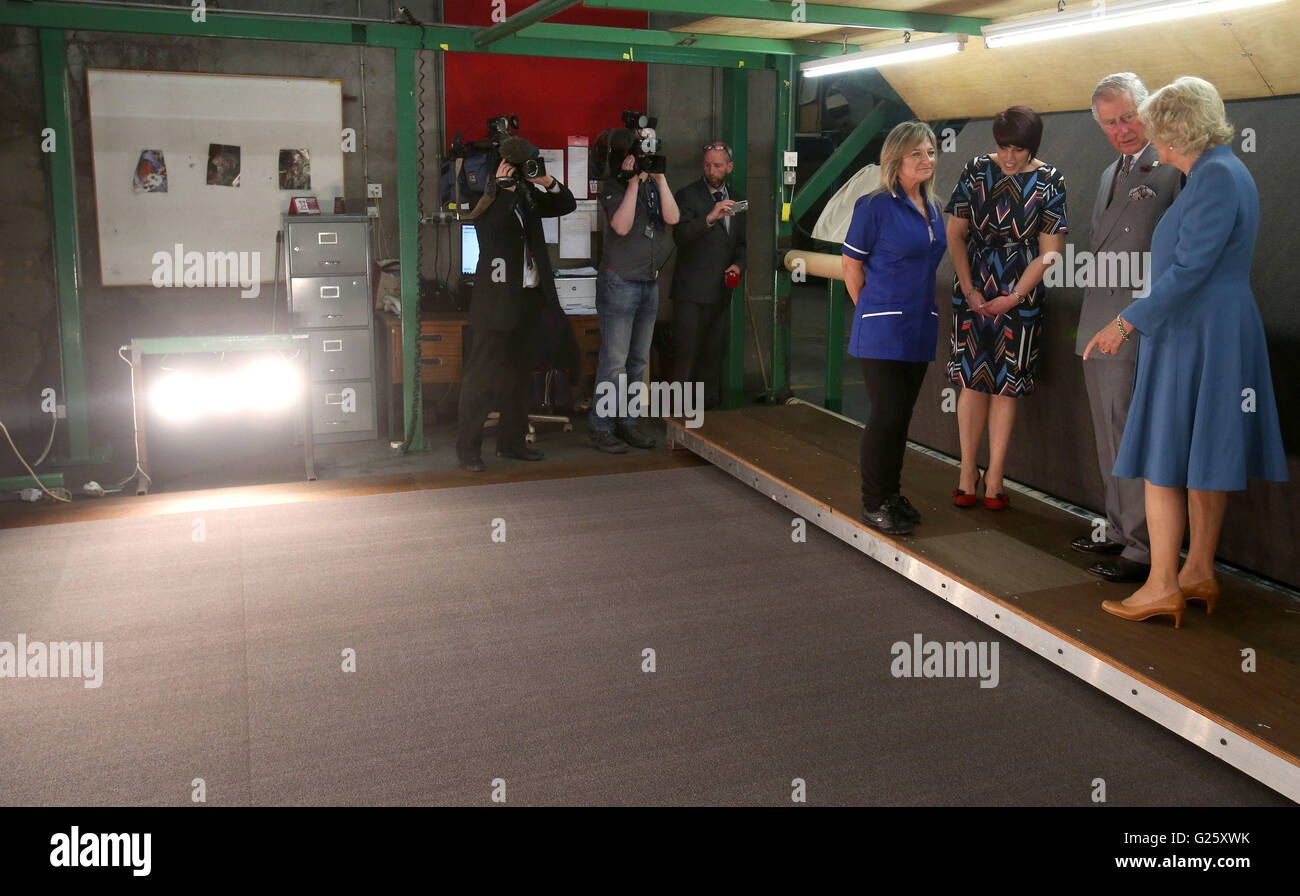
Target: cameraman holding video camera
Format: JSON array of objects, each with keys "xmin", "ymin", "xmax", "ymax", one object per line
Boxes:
[
  {"xmin": 588, "ymin": 113, "xmax": 680, "ymax": 453},
  {"xmin": 456, "ymin": 134, "xmax": 577, "ymax": 472}
]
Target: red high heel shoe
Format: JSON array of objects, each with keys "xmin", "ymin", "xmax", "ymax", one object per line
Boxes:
[
  {"xmin": 1181, "ymin": 578, "xmax": 1220, "ymax": 614},
  {"xmin": 983, "ymin": 483, "xmax": 1010, "ymax": 511},
  {"xmin": 953, "ymin": 470, "xmax": 983, "ymax": 508}
]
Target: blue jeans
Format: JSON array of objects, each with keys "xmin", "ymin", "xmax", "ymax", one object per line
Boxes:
[{"xmin": 589, "ymin": 269, "xmax": 658, "ymax": 432}]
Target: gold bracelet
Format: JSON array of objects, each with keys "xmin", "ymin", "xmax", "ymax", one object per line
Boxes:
[{"xmin": 1116, "ymin": 315, "xmax": 1130, "ymax": 341}]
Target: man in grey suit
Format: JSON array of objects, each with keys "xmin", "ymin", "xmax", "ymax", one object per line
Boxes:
[
  {"xmin": 671, "ymin": 142, "xmax": 746, "ymax": 409},
  {"xmin": 1073, "ymin": 73, "xmax": 1184, "ymax": 581}
]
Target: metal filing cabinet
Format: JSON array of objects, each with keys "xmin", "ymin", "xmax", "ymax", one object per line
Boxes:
[{"xmin": 284, "ymin": 215, "xmax": 377, "ymax": 442}]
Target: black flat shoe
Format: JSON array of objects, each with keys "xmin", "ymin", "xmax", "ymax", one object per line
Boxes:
[
  {"xmin": 1072, "ymin": 535, "xmax": 1124, "ymax": 555},
  {"xmin": 862, "ymin": 502, "xmax": 914, "ymax": 536},
  {"xmin": 616, "ymin": 424, "xmax": 656, "ymax": 450},
  {"xmin": 1089, "ymin": 556, "xmax": 1151, "ymax": 583},
  {"xmin": 496, "ymin": 445, "xmax": 544, "ymax": 461}
]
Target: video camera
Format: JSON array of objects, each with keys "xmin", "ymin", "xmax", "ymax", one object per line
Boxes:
[
  {"xmin": 611, "ymin": 110, "xmax": 667, "ymax": 179},
  {"xmin": 448, "ymin": 113, "xmax": 519, "ymax": 159}
]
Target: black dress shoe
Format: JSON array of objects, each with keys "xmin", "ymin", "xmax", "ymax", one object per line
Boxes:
[
  {"xmin": 862, "ymin": 502, "xmax": 914, "ymax": 536},
  {"xmin": 1072, "ymin": 535, "xmax": 1124, "ymax": 555},
  {"xmin": 458, "ymin": 456, "xmax": 486, "ymax": 473},
  {"xmin": 885, "ymin": 494, "xmax": 921, "ymax": 526},
  {"xmin": 1089, "ymin": 556, "xmax": 1151, "ymax": 583},
  {"xmin": 496, "ymin": 445, "xmax": 544, "ymax": 461}
]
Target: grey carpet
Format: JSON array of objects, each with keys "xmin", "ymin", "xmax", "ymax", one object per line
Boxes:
[{"xmin": 0, "ymin": 466, "xmax": 1287, "ymax": 805}]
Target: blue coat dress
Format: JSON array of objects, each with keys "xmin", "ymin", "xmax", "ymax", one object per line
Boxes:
[{"xmin": 1114, "ymin": 144, "xmax": 1288, "ymax": 491}]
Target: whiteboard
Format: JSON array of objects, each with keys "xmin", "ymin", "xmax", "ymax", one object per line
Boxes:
[{"xmin": 88, "ymin": 69, "xmax": 344, "ymax": 286}]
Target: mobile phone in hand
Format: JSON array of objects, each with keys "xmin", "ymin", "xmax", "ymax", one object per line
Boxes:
[{"xmin": 728, "ymin": 199, "xmax": 749, "ymax": 214}]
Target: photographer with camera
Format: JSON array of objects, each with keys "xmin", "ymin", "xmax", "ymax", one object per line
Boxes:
[
  {"xmin": 589, "ymin": 115, "xmax": 680, "ymax": 453},
  {"xmin": 670, "ymin": 141, "xmax": 746, "ymax": 411},
  {"xmin": 456, "ymin": 136, "xmax": 577, "ymax": 472}
]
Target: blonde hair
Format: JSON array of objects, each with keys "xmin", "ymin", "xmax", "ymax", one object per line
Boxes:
[
  {"xmin": 877, "ymin": 121, "xmax": 939, "ymax": 210},
  {"xmin": 1139, "ymin": 76, "xmax": 1234, "ymax": 156}
]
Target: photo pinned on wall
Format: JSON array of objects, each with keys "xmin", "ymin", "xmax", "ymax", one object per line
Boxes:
[
  {"xmin": 278, "ymin": 148, "xmax": 311, "ymax": 190},
  {"xmin": 206, "ymin": 144, "xmax": 241, "ymax": 187},
  {"xmin": 132, "ymin": 150, "xmax": 168, "ymax": 193}
]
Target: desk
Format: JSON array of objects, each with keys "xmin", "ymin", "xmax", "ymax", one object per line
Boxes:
[{"xmin": 128, "ymin": 334, "xmax": 315, "ymax": 496}]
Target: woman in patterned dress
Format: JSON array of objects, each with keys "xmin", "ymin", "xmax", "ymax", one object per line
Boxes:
[{"xmin": 945, "ymin": 106, "xmax": 1068, "ymax": 509}]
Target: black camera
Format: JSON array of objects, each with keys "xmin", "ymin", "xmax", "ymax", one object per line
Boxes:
[
  {"xmin": 613, "ymin": 110, "xmax": 667, "ymax": 179},
  {"xmin": 449, "ymin": 113, "xmax": 519, "ymax": 159},
  {"xmin": 518, "ymin": 156, "xmax": 546, "ymax": 180}
]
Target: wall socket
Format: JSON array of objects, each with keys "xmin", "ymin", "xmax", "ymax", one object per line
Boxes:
[
  {"xmin": 367, "ymin": 183, "xmax": 382, "ymax": 199},
  {"xmin": 367, "ymin": 205, "xmax": 380, "ymax": 217}
]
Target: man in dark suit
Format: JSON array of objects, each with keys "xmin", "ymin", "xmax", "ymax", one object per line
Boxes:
[
  {"xmin": 670, "ymin": 142, "xmax": 746, "ymax": 410},
  {"xmin": 1073, "ymin": 73, "xmax": 1183, "ymax": 580},
  {"xmin": 456, "ymin": 155, "xmax": 576, "ymax": 471}
]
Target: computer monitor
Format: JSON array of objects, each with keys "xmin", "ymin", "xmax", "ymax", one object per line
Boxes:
[{"xmin": 460, "ymin": 223, "xmax": 480, "ymax": 276}]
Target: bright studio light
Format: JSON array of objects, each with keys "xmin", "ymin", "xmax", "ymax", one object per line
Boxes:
[
  {"xmin": 800, "ymin": 34, "xmax": 967, "ymax": 78},
  {"xmin": 150, "ymin": 359, "xmax": 300, "ymax": 422},
  {"xmin": 982, "ymin": 0, "xmax": 1285, "ymax": 48}
]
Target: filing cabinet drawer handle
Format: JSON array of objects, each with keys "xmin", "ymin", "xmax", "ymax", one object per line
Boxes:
[
  {"xmin": 326, "ymin": 367, "xmax": 345, "ymax": 374},
  {"xmin": 320, "ymin": 260, "xmax": 340, "ymax": 266},
  {"xmin": 323, "ymin": 313, "xmax": 343, "ymax": 320},
  {"xmin": 420, "ymin": 358, "xmax": 444, "ymax": 366},
  {"xmin": 318, "ymin": 232, "xmax": 338, "ymax": 245},
  {"xmin": 419, "ymin": 334, "xmax": 443, "ymax": 342},
  {"xmin": 323, "ymin": 340, "xmax": 343, "ymax": 352},
  {"xmin": 325, "ymin": 393, "xmax": 345, "ymax": 405},
  {"xmin": 583, "ymin": 328, "xmax": 600, "ymax": 336},
  {"xmin": 320, "ymin": 286, "xmax": 340, "ymax": 298}
]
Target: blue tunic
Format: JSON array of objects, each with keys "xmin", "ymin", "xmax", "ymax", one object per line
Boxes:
[
  {"xmin": 841, "ymin": 189, "xmax": 948, "ymax": 362},
  {"xmin": 1114, "ymin": 144, "xmax": 1288, "ymax": 490}
]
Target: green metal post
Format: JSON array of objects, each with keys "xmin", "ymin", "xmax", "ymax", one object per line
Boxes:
[
  {"xmin": 791, "ymin": 99, "xmax": 890, "ymax": 220},
  {"xmin": 395, "ymin": 47, "xmax": 423, "ymax": 450},
  {"xmin": 825, "ymin": 278, "xmax": 845, "ymax": 413},
  {"xmin": 770, "ymin": 59, "xmax": 793, "ymax": 398},
  {"xmin": 39, "ymin": 29, "xmax": 92, "ymax": 464},
  {"xmin": 720, "ymin": 66, "xmax": 747, "ymax": 409}
]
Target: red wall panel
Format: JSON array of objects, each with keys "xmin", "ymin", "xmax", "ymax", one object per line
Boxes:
[{"xmin": 443, "ymin": 0, "xmax": 648, "ymax": 156}]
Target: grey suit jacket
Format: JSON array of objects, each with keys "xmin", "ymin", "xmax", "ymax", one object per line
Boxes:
[{"xmin": 1075, "ymin": 144, "xmax": 1183, "ymax": 357}]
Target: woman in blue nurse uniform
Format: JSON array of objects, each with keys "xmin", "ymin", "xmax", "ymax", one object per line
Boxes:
[{"xmin": 842, "ymin": 121, "xmax": 950, "ymax": 536}]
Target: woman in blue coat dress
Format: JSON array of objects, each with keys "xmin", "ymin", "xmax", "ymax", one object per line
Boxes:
[{"xmin": 1085, "ymin": 77, "xmax": 1288, "ymax": 626}]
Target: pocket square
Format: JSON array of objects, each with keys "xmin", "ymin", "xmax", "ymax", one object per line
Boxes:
[{"xmin": 1128, "ymin": 184, "xmax": 1157, "ymax": 201}]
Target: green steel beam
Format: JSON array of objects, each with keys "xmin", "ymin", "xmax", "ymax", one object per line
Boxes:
[
  {"xmin": 720, "ymin": 66, "xmax": 747, "ymax": 409},
  {"xmin": 771, "ymin": 58, "xmax": 793, "ymax": 397},
  {"xmin": 518, "ymin": 23, "xmax": 841, "ymax": 56},
  {"xmin": 39, "ymin": 29, "xmax": 91, "ymax": 463},
  {"xmin": 395, "ymin": 48, "xmax": 424, "ymax": 451},
  {"xmin": 0, "ymin": 474, "xmax": 66, "ymax": 492},
  {"xmin": 0, "ymin": 2, "xmax": 468, "ymax": 49},
  {"xmin": 475, "ymin": 0, "xmax": 584, "ymax": 47},
  {"xmin": 487, "ymin": 34, "xmax": 763, "ymax": 67},
  {"xmin": 584, "ymin": 0, "xmax": 990, "ymax": 34},
  {"xmin": 791, "ymin": 99, "xmax": 891, "ymax": 220},
  {"xmin": 824, "ymin": 278, "xmax": 845, "ymax": 413},
  {"xmin": 2, "ymin": 3, "xmax": 795, "ymax": 66}
]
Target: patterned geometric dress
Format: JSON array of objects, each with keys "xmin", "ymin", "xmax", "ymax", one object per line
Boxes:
[{"xmin": 945, "ymin": 156, "xmax": 1068, "ymax": 396}]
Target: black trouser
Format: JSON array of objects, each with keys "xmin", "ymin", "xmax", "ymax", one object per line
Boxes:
[
  {"xmin": 860, "ymin": 357, "xmax": 929, "ymax": 509},
  {"xmin": 456, "ymin": 295, "xmax": 539, "ymax": 460},
  {"xmin": 673, "ymin": 298, "xmax": 729, "ymax": 408}
]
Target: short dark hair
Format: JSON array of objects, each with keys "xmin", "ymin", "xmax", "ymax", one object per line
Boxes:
[{"xmin": 992, "ymin": 105, "xmax": 1042, "ymax": 158}]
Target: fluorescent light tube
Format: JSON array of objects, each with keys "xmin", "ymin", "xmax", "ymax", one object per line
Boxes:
[
  {"xmin": 801, "ymin": 34, "xmax": 967, "ymax": 78},
  {"xmin": 983, "ymin": 0, "xmax": 1284, "ymax": 48}
]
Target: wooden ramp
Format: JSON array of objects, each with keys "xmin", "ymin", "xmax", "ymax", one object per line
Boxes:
[{"xmin": 666, "ymin": 404, "xmax": 1300, "ymax": 802}]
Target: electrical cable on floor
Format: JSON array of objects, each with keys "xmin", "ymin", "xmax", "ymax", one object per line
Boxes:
[
  {"xmin": 105, "ymin": 346, "xmax": 152, "ymax": 495},
  {"xmin": 0, "ymin": 419, "xmax": 72, "ymax": 502}
]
